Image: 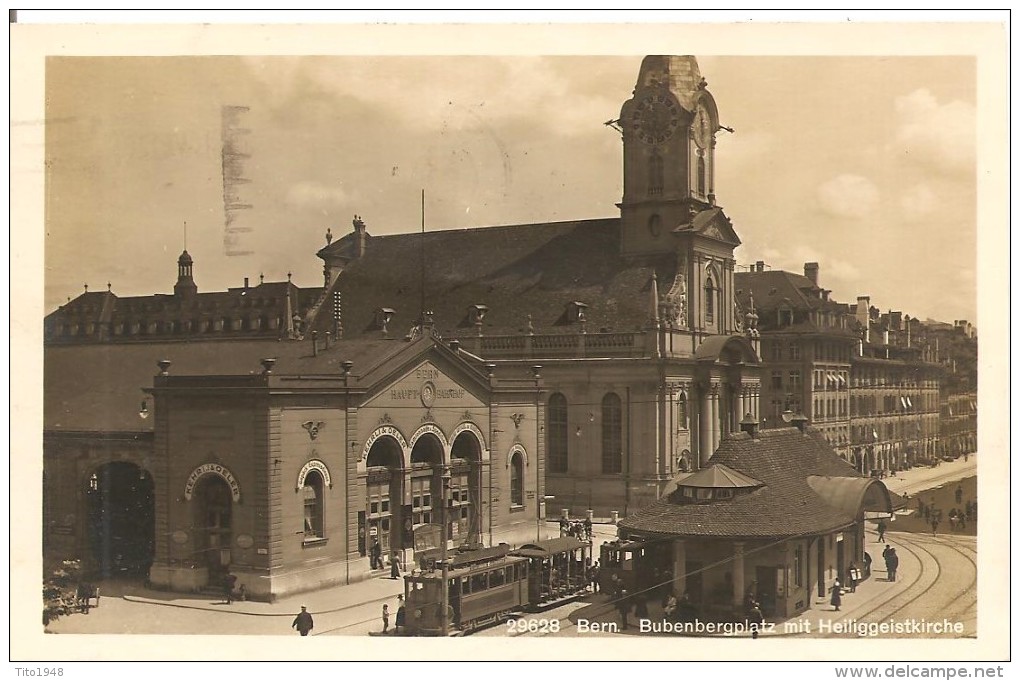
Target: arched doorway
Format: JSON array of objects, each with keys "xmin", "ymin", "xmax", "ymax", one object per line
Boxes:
[
  {"xmin": 451, "ymin": 431, "xmax": 483, "ymax": 549},
  {"xmin": 85, "ymin": 461, "xmax": 154, "ymax": 577},
  {"xmin": 409, "ymin": 433, "xmax": 444, "ymax": 551},
  {"xmin": 365, "ymin": 437, "xmax": 404, "ymax": 561},
  {"xmin": 192, "ymin": 475, "xmax": 233, "ymax": 581}
]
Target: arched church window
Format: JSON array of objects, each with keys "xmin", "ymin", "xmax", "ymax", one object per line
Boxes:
[
  {"xmin": 547, "ymin": 393, "xmax": 568, "ymax": 473},
  {"xmin": 705, "ymin": 277, "xmax": 715, "ymax": 324},
  {"xmin": 601, "ymin": 392, "xmax": 623, "ymax": 474},
  {"xmin": 697, "ymin": 154, "xmax": 706, "ymax": 197},
  {"xmin": 648, "ymin": 153, "xmax": 664, "ymax": 196},
  {"xmin": 510, "ymin": 452, "xmax": 524, "ymax": 507},
  {"xmin": 677, "ymin": 391, "xmax": 689, "ymax": 430}
]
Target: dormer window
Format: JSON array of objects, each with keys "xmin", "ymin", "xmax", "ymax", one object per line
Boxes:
[
  {"xmin": 468, "ymin": 304, "xmax": 489, "ymax": 327},
  {"xmin": 567, "ymin": 301, "xmax": 588, "ymax": 324},
  {"xmin": 375, "ymin": 307, "xmax": 395, "ymax": 333}
]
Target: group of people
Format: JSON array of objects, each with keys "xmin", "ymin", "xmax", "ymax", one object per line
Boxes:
[
  {"xmin": 381, "ymin": 594, "xmax": 406, "ymax": 634},
  {"xmin": 559, "ymin": 517, "xmax": 594, "ymax": 542},
  {"xmin": 369, "ymin": 539, "xmax": 403, "ymax": 579}
]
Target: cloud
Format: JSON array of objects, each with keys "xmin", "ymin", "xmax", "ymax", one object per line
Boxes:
[
  {"xmin": 816, "ymin": 174, "xmax": 879, "ymax": 218},
  {"xmin": 893, "ymin": 89, "xmax": 975, "ymax": 175},
  {"xmin": 284, "ymin": 181, "xmax": 352, "ymax": 211},
  {"xmin": 899, "ymin": 183, "xmax": 937, "ymax": 221}
]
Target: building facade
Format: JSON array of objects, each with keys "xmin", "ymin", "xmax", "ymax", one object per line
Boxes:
[{"xmin": 314, "ymin": 55, "xmax": 763, "ymax": 517}]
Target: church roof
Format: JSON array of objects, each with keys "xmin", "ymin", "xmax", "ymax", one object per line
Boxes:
[
  {"xmin": 618, "ymin": 427, "xmax": 891, "ymax": 539},
  {"xmin": 317, "ymin": 218, "xmax": 682, "ymax": 339}
]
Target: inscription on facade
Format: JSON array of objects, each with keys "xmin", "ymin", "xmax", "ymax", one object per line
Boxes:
[
  {"xmin": 389, "ymin": 386, "xmax": 466, "ymax": 401},
  {"xmin": 184, "ymin": 462, "xmax": 241, "ymax": 502}
]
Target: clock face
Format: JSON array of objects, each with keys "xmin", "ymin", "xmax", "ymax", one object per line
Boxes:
[
  {"xmin": 631, "ymin": 91, "xmax": 680, "ymax": 145},
  {"xmin": 693, "ymin": 105, "xmax": 712, "ymax": 148}
]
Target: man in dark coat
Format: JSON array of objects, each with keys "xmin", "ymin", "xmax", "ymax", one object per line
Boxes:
[
  {"xmin": 887, "ymin": 549, "xmax": 899, "ymax": 582},
  {"xmin": 292, "ymin": 606, "xmax": 314, "ymax": 636},
  {"xmin": 224, "ymin": 572, "xmax": 237, "ymax": 605},
  {"xmin": 876, "ymin": 519, "xmax": 887, "ymax": 542}
]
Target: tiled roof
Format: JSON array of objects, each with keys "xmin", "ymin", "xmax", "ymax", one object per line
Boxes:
[
  {"xmin": 318, "ymin": 218, "xmax": 679, "ymax": 339},
  {"xmin": 44, "ymin": 337, "xmax": 408, "ymax": 433},
  {"xmin": 677, "ymin": 463, "xmax": 762, "ymax": 489},
  {"xmin": 619, "ymin": 427, "xmax": 889, "ymax": 539}
]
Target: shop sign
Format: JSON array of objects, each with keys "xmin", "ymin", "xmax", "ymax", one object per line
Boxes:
[{"xmin": 184, "ymin": 462, "xmax": 241, "ymax": 502}]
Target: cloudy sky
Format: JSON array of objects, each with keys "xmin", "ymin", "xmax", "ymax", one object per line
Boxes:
[{"xmin": 40, "ymin": 41, "xmax": 981, "ymax": 324}]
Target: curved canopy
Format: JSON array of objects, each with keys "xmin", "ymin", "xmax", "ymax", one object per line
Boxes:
[
  {"xmin": 806, "ymin": 476, "xmax": 893, "ymax": 517},
  {"xmin": 694, "ymin": 334, "xmax": 759, "ymax": 364}
]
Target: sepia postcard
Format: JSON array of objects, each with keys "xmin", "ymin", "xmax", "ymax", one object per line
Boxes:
[{"xmin": 10, "ymin": 12, "xmax": 1010, "ymax": 670}]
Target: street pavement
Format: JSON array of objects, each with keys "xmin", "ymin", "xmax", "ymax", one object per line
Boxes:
[{"xmin": 45, "ymin": 455, "xmax": 977, "ymax": 638}]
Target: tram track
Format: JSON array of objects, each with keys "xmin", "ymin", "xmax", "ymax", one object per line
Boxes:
[{"xmin": 820, "ymin": 531, "xmax": 976, "ymax": 637}]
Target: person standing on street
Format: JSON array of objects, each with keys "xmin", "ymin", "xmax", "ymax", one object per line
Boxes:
[
  {"xmin": 931, "ymin": 516, "xmax": 940, "ymax": 537},
  {"xmin": 292, "ymin": 606, "xmax": 314, "ymax": 636},
  {"xmin": 395, "ymin": 595, "xmax": 406, "ymax": 635},
  {"xmin": 955, "ymin": 484, "xmax": 964, "ymax": 504},
  {"xmin": 224, "ymin": 572, "xmax": 237, "ymax": 605},
  {"xmin": 887, "ymin": 548, "xmax": 899, "ymax": 582},
  {"xmin": 830, "ymin": 580, "xmax": 842, "ymax": 612},
  {"xmin": 382, "ymin": 603, "xmax": 390, "ymax": 633},
  {"xmin": 390, "ymin": 552, "xmax": 402, "ymax": 580}
]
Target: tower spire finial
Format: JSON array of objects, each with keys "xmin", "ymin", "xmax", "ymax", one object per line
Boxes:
[{"xmin": 184, "ymin": 220, "xmax": 187, "ymax": 251}]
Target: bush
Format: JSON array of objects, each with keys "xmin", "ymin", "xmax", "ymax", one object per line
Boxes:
[{"xmin": 43, "ymin": 559, "xmax": 84, "ymax": 625}]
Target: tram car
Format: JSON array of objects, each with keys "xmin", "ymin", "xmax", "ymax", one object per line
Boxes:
[
  {"xmin": 597, "ymin": 538, "xmax": 650, "ymax": 595},
  {"xmin": 403, "ymin": 536, "xmax": 590, "ymax": 636}
]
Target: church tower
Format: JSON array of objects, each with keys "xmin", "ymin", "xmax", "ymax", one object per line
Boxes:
[{"xmin": 619, "ymin": 55, "xmax": 722, "ymax": 257}]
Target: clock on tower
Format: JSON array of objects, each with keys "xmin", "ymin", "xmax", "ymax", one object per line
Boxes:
[{"xmin": 618, "ymin": 56, "xmax": 721, "ymax": 257}]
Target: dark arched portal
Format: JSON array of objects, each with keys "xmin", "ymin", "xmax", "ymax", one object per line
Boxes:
[
  {"xmin": 365, "ymin": 436, "xmax": 404, "ymax": 560},
  {"xmin": 451, "ymin": 431, "xmax": 483, "ymax": 549},
  {"xmin": 191, "ymin": 475, "xmax": 233, "ymax": 581},
  {"xmin": 409, "ymin": 433, "xmax": 444, "ymax": 549},
  {"xmin": 85, "ymin": 462, "xmax": 154, "ymax": 577}
]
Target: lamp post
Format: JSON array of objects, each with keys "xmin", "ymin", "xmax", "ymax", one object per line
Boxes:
[
  {"xmin": 439, "ymin": 464, "xmax": 451, "ymax": 636},
  {"xmin": 531, "ymin": 365, "xmax": 543, "ymax": 541}
]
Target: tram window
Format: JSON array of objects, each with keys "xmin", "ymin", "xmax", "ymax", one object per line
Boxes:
[
  {"xmin": 490, "ymin": 569, "xmax": 505, "ymax": 587},
  {"xmin": 471, "ymin": 573, "xmax": 487, "ymax": 591},
  {"xmin": 461, "ymin": 576, "xmax": 471, "ymax": 595}
]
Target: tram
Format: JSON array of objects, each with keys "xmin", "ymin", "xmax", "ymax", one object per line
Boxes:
[
  {"xmin": 597, "ymin": 538, "xmax": 650, "ymax": 594},
  {"xmin": 403, "ymin": 537, "xmax": 591, "ymax": 636}
]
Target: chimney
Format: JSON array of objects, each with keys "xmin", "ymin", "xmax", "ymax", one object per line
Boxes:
[
  {"xmin": 790, "ymin": 412, "xmax": 809, "ymax": 433},
  {"xmin": 804, "ymin": 262, "xmax": 819, "ymax": 286},
  {"xmin": 856, "ymin": 296, "xmax": 870, "ymax": 329},
  {"xmin": 353, "ymin": 214, "xmax": 368, "ymax": 258},
  {"xmin": 244, "ymin": 277, "xmax": 249, "ymax": 290},
  {"xmin": 755, "ymin": 260, "xmax": 765, "ymax": 273},
  {"xmin": 739, "ymin": 413, "xmax": 758, "ymax": 438}
]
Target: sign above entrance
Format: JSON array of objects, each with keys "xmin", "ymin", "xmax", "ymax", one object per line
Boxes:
[
  {"xmin": 184, "ymin": 462, "xmax": 241, "ymax": 502},
  {"xmin": 297, "ymin": 459, "xmax": 332, "ymax": 491}
]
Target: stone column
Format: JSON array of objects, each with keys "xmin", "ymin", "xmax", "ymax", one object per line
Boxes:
[
  {"xmin": 732, "ymin": 541, "xmax": 745, "ymax": 610},
  {"xmin": 710, "ymin": 386, "xmax": 721, "ymax": 455},
  {"xmin": 699, "ymin": 386, "xmax": 712, "ymax": 467},
  {"xmin": 672, "ymin": 539, "xmax": 687, "ymax": 597}
]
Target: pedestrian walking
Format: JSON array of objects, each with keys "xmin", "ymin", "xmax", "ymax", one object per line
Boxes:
[
  {"xmin": 616, "ymin": 589, "xmax": 631, "ymax": 629},
  {"xmin": 583, "ymin": 517, "xmax": 593, "ymax": 541},
  {"xmin": 887, "ymin": 549, "xmax": 899, "ymax": 582},
  {"xmin": 830, "ymin": 580, "xmax": 842, "ymax": 612},
  {"xmin": 931, "ymin": 516, "xmax": 939, "ymax": 537},
  {"xmin": 955, "ymin": 484, "xmax": 963, "ymax": 504},
  {"xmin": 292, "ymin": 606, "xmax": 314, "ymax": 636},
  {"xmin": 747, "ymin": 598, "xmax": 765, "ymax": 639},
  {"xmin": 382, "ymin": 603, "xmax": 390, "ymax": 633},
  {"xmin": 876, "ymin": 519, "xmax": 887, "ymax": 543},
  {"xmin": 395, "ymin": 595, "xmax": 406, "ymax": 634},
  {"xmin": 389, "ymin": 552, "xmax": 402, "ymax": 579}
]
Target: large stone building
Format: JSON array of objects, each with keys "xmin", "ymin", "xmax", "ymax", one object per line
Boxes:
[
  {"xmin": 43, "ymin": 54, "xmax": 764, "ymax": 598},
  {"xmin": 314, "ymin": 55, "xmax": 762, "ymax": 517}
]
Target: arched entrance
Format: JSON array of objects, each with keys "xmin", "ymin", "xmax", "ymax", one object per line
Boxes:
[
  {"xmin": 85, "ymin": 461, "xmax": 154, "ymax": 577},
  {"xmin": 364, "ymin": 436, "xmax": 404, "ymax": 560},
  {"xmin": 409, "ymin": 433, "xmax": 444, "ymax": 548},
  {"xmin": 451, "ymin": 431, "xmax": 483, "ymax": 549},
  {"xmin": 192, "ymin": 475, "xmax": 233, "ymax": 581}
]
